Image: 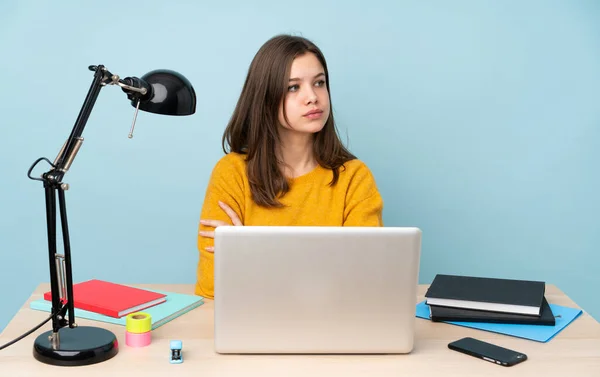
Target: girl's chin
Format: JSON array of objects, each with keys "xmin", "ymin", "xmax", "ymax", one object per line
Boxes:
[{"xmin": 279, "ymin": 123, "xmax": 326, "ymax": 135}]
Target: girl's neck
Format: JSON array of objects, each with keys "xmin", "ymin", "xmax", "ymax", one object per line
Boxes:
[{"xmin": 277, "ymin": 131, "xmax": 316, "ymax": 178}]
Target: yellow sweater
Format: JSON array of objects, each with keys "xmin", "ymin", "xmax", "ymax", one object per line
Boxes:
[{"xmin": 195, "ymin": 152, "xmax": 384, "ymax": 298}]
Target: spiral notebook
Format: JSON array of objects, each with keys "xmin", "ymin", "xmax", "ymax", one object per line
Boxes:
[{"xmin": 30, "ymin": 289, "xmax": 204, "ymax": 330}]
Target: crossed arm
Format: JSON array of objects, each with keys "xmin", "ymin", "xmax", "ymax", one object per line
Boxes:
[{"xmin": 198, "ymin": 201, "xmax": 242, "ymax": 253}]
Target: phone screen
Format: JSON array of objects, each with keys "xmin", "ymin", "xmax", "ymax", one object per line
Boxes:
[{"xmin": 448, "ymin": 337, "xmax": 527, "ymax": 366}]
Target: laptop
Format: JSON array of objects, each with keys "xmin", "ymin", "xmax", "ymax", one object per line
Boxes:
[{"xmin": 213, "ymin": 226, "xmax": 422, "ymax": 354}]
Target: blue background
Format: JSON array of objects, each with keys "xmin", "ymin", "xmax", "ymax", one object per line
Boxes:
[{"xmin": 1, "ymin": 1, "xmax": 599, "ymax": 332}]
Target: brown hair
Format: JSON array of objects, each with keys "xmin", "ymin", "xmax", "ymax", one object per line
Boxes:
[{"xmin": 222, "ymin": 34, "xmax": 356, "ymax": 207}]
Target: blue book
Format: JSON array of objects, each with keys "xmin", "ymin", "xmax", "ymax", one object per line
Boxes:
[
  {"xmin": 415, "ymin": 300, "xmax": 582, "ymax": 342},
  {"xmin": 30, "ymin": 289, "xmax": 204, "ymax": 330}
]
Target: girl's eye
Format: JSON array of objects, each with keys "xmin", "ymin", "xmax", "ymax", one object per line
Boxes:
[
  {"xmin": 315, "ymin": 80, "xmax": 326, "ymax": 87},
  {"xmin": 288, "ymin": 84, "xmax": 299, "ymax": 92}
]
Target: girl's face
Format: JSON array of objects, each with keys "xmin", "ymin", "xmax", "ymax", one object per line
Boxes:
[{"xmin": 278, "ymin": 53, "xmax": 330, "ymax": 136}]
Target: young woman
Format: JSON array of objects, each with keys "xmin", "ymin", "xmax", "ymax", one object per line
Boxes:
[{"xmin": 195, "ymin": 34, "xmax": 383, "ymax": 299}]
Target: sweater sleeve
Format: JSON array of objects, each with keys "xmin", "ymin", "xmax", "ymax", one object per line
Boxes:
[
  {"xmin": 195, "ymin": 154, "xmax": 246, "ymax": 298},
  {"xmin": 343, "ymin": 162, "xmax": 384, "ymax": 226}
]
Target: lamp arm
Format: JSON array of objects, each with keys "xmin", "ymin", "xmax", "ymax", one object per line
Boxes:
[
  {"xmin": 49, "ymin": 65, "xmax": 112, "ymax": 183},
  {"xmin": 30, "ymin": 64, "xmax": 146, "ymax": 345},
  {"xmin": 31, "ymin": 65, "xmax": 111, "ymax": 341},
  {"xmin": 47, "ymin": 65, "xmax": 149, "ymax": 183}
]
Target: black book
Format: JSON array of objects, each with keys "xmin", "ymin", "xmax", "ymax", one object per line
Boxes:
[
  {"xmin": 425, "ymin": 274, "xmax": 545, "ymax": 316},
  {"xmin": 429, "ymin": 297, "xmax": 555, "ymax": 325}
]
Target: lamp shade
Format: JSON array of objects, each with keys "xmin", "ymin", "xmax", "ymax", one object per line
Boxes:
[{"xmin": 134, "ymin": 69, "xmax": 196, "ymax": 116}]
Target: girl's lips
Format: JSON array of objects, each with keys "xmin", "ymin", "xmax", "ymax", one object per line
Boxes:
[{"xmin": 304, "ymin": 110, "xmax": 323, "ymax": 119}]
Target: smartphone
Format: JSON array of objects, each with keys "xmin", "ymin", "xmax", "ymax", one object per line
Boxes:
[{"xmin": 448, "ymin": 337, "xmax": 527, "ymax": 367}]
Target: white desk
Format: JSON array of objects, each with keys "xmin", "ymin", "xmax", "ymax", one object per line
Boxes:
[{"xmin": 1, "ymin": 284, "xmax": 599, "ymax": 376}]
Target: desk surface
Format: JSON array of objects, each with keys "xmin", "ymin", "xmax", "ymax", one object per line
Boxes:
[{"xmin": 1, "ymin": 284, "xmax": 599, "ymax": 376}]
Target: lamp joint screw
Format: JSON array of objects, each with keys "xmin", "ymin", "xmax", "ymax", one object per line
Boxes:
[{"xmin": 61, "ymin": 183, "xmax": 69, "ymax": 190}]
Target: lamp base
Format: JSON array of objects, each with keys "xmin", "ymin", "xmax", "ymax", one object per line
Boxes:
[{"xmin": 33, "ymin": 326, "xmax": 118, "ymax": 366}]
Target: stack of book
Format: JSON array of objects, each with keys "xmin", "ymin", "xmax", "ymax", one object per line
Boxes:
[
  {"xmin": 43, "ymin": 279, "xmax": 169, "ymax": 318},
  {"xmin": 424, "ymin": 274, "xmax": 555, "ymax": 326},
  {"xmin": 32, "ymin": 279, "xmax": 205, "ymax": 329}
]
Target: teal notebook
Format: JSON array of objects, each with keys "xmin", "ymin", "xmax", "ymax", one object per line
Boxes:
[
  {"xmin": 415, "ymin": 300, "xmax": 582, "ymax": 343},
  {"xmin": 30, "ymin": 289, "xmax": 204, "ymax": 330}
]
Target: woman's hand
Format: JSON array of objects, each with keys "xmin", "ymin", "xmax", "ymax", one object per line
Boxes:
[{"xmin": 199, "ymin": 201, "xmax": 243, "ymax": 253}]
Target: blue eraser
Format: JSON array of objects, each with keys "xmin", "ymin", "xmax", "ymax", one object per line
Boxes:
[{"xmin": 169, "ymin": 340, "xmax": 183, "ymax": 364}]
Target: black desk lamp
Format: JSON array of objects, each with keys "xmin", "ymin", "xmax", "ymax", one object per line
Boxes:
[{"xmin": 26, "ymin": 65, "xmax": 196, "ymax": 366}]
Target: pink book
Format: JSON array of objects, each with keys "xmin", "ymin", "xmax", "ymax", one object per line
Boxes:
[{"xmin": 43, "ymin": 279, "xmax": 167, "ymax": 318}]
